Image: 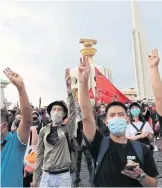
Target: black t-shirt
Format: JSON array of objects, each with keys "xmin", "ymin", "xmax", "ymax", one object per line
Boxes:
[
  {"xmin": 96, "ymin": 114, "xmax": 109, "ymax": 136},
  {"xmin": 89, "ymin": 130, "xmax": 158, "ymax": 187},
  {"xmin": 46, "ymin": 126, "xmax": 59, "ymax": 145}
]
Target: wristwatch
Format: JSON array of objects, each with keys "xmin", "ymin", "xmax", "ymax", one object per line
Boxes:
[{"xmin": 137, "ymin": 171, "xmax": 146, "ymax": 182}]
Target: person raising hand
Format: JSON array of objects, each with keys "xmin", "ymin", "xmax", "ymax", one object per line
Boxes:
[{"xmin": 1, "ymin": 67, "xmax": 32, "ymax": 187}]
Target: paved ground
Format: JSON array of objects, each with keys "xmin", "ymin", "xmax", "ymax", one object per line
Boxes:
[
  {"xmin": 72, "ymin": 138, "xmax": 162, "ymax": 187},
  {"xmin": 154, "ymin": 138, "xmax": 162, "ymax": 186}
]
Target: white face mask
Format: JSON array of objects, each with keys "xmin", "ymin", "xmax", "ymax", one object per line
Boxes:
[{"xmin": 50, "ymin": 111, "xmax": 63, "ymax": 126}]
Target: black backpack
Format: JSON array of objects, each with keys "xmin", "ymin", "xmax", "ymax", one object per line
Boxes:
[{"xmin": 91, "ymin": 136, "xmax": 144, "ymax": 186}]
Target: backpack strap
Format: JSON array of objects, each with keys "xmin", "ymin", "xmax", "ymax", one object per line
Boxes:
[
  {"xmin": 29, "ymin": 130, "xmax": 32, "ymax": 146},
  {"xmin": 91, "ymin": 136, "xmax": 110, "ymax": 186},
  {"xmin": 95, "ymin": 136, "xmax": 110, "ymax": 175},
  {"xmin": 139, "ymin": 122, "xmax": 146, "ymax": 132},
  {"xmin": 131, "ymin": 122, "xmax": 140, "ymax": 132},
  {"xmin": 65, "ymin": 132, "xmax": 72, "ymax": 153},
  {"xmin": 58, "ymin": 124, "xmax": 71, "ymax": 152},
  {"xmin": 130, "ymin": 140, "xmax": 144, "ymax": 168}
]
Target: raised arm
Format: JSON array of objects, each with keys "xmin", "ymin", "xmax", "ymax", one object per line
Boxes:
[
  {"xmin": 78, "ymin": 57, "xmax": 96, "ymax": 142},
  {"xmin": 65, "ymin": 68, "xmax": 76, "ymax": 136},
  {"xmin": 3, "ymin": 68, "xmax": 32, "ymax": 144},
  {"xmin": 148, "ymin": 49, "xmax": 162, "ymax": 116}
]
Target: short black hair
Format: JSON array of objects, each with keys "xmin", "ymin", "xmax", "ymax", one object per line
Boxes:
[
  {"xmin": 129, "ymin": 102, "xmax": 140, "ymax": 109},
  {"xmin": 1, "ymin": 108, "xmax": 8, "ymax": 124},
  {"xmin": 106, "ymin": 101, "xmax": 127, "ymax": 114},
  {"xmin": 32, "ymin": 111, "xmax": 39, "ymax": 117}
]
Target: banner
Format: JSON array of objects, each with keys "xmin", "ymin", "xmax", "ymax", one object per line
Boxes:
[
  {"xmin": 89, "ymin": 88, "xmax": 95, "ymax": 99},
  {"xmin": 95, "ymin": 67, "xmax": 130, "ymax": 104}
]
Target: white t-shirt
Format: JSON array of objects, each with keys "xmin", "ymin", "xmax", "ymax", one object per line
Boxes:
[
  {"xmin": 24, "ymin": 127, "xmax": 38, "ymax": 169},
  {"xmin": 125, "ymin": 121, "xmax": 154, "ymax": 137}
]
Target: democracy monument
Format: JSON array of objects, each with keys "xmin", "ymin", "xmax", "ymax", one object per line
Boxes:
[{"xmin": 0, "ymin": 79, "xmax": 11, "ymax": 109}]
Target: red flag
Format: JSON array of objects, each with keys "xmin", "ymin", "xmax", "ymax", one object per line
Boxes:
[
  {"xmin": 95, "ymin": 67, "xmax": 130, "ymax": 104},
  {"xmin": 89, "ymin": 88, "xmax": 94, "ymax": 99}
]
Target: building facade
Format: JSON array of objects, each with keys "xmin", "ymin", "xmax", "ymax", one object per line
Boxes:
[{"xmin": 121, "ymin": 88, "xmax": 137, "ymax": 101}]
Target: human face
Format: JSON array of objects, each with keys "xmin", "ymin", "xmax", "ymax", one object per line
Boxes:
[
  {"xmin": 51, "ymin": 105, "xmax": 64, "ymax": 114},
  {"xmin": 130, "ymin": 106, "xmax": 141, "ymax": 117},
  {"xmin": 50, "ymin": 105, "xmax": 64, "ymax": 125},
  {"xmin": 8, "ymin": 111, "xmax": 13, "ymax": 119},
  {"xmin": 106, "ymin": 105, "xmax": 128, "ymax": 123},
  {"xmin": 106, "ymin": 105, "xmax": 128, "ymax": 136},
  {"xmin": 100, "ymin": 105, "xmax": 106, "ymax": 113},
  {"xmin": 32, "ymin": 113, "xmax": 39, "ymax": 122}
]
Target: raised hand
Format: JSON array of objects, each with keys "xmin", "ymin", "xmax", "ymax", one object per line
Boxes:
[
  {"xmin": 78, "ymin": 56, "xmax": 91, "ymax": 83},
  {"xmin": 3, "ymin": 67, "xmax": 24, "ymax": 90},
  {"xmin": 148, "ymin": 49, "xmax": 160, "ymax": 68},
  {"xmin": 65, "ymin": 68, "xmax": 72, "ymax": 90}
]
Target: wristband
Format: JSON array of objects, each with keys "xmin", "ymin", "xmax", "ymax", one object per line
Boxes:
[{"xmin": 137, "ymin": 172, "xmax": 146, "ymax": 182}]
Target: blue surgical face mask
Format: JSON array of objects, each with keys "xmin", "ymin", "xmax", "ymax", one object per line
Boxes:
[
  {"xmin": 131, "ymin": 108, "xmax": 141, "ymax": 117},
  {"xmin": 107, "ymin": 117, "xmax": 127, "ymax": 136}
]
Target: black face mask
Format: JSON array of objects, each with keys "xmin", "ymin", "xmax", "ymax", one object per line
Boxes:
[
  {"xmin": 33, "ymin": 117, "xmax": 38, "ymax": 121},
  {"xmin": 14, "ymin": 119, "xmax": 21, "ymax": 127},
  {"xmin": 8, "ymin": 114, "xmax": 13, "ymax": 118},
  {"xmin": 31, "ymin": 121, "xmax": 39, "ymax": 127}
]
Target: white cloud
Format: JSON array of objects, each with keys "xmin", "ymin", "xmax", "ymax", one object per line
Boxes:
[
  {"xmin": 0, "ymin": 2, "xmax": 52, "ymax": 25},
  {"xmin": 0, "ymin": 2, "xmax": 62, "ymax": 107}
]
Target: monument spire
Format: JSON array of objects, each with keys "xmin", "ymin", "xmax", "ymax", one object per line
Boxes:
[{"xmin": 131, "ymin": 0, "xmax": 153, "ymax": 99}]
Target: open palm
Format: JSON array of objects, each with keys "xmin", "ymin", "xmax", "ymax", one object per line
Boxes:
[
  {"xmin": 3, "ymin": 67, "xmax": 24, "ymax": 89},
  {"xmin": 148, "ymin": 49, "xmax": 160, "ymax": 67},
  {"xmin": 78, "ymin": 57, "xmax": 91, "ymax": 83}
]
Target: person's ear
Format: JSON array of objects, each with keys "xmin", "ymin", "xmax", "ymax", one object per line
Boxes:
[{"xmin": 105, "ymin": 119, "xmax": 108, "ymax": 126}]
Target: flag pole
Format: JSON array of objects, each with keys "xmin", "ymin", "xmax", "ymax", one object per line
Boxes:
[{"xmin": 39, "ymin": 97, "xmax": 41, "ymax": 110}]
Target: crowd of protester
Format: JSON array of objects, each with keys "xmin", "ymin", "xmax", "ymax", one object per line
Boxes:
[{"xmin": 1, "ymin": 49, "xmax": 162, "ymax": 187}]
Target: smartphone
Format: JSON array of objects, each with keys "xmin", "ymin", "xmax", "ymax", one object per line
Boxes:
[
  {"xmin": 136, "ymin": 132, "xmax": 142, "ymax": 136},
  {"xmin": 123, "ymin": 164, "xmax": 138, "ymax": 171}
]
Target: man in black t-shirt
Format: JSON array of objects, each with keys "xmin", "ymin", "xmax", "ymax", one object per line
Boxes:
[
  {"xmin": 90, "ymin": 123, "xmax": 158, "ymax": 187},
  {"xmin": 78, "ymin": 57, "xmax": 158, "ymax": 187}
]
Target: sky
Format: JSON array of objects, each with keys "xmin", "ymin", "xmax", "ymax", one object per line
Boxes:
[{"xmin": 0, "ymin": 0, "xmax": 162, "ymax": 107}]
